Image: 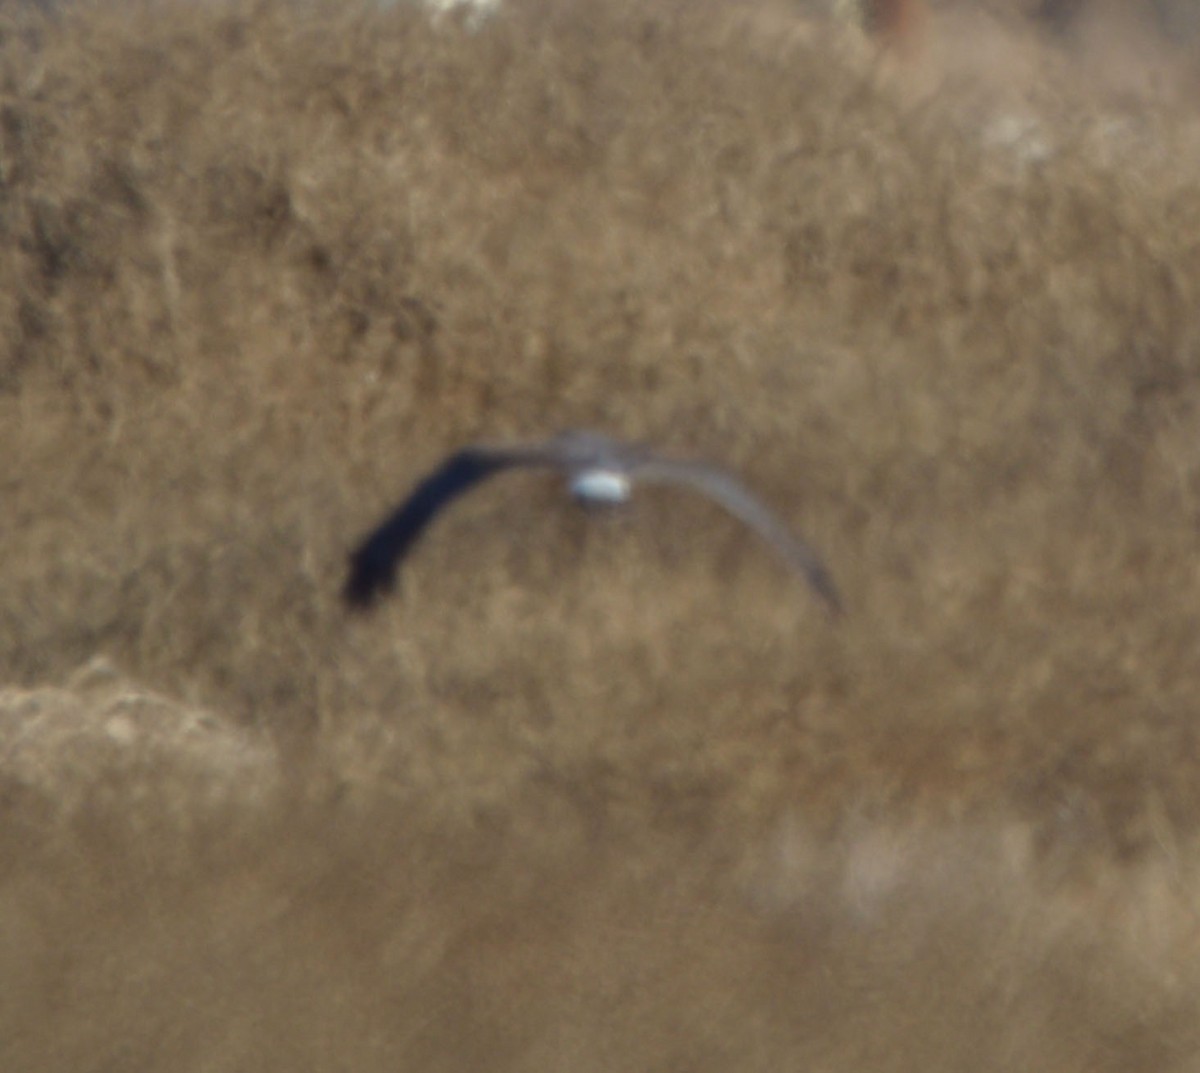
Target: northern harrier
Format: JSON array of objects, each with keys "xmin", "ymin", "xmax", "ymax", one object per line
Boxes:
[{"xmin": 344, "ymin": 430, "xmax": 841, "ymax": 614}]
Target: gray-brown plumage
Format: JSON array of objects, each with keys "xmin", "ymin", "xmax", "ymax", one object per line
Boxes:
[{"xmin": 344, "ymin": 430, "xmax": 841, "ymax": 614}]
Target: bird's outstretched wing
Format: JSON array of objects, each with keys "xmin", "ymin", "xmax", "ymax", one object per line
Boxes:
[
  {"xmin": 632, "ymin": 458, "xmax": 842, "ymax": 615},
  {"xmin": 345, "ymin": 446, "xmax": 533, "ymax": 608}
]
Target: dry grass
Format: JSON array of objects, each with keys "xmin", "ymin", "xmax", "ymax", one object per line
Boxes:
[{"xmin": 4, "ymin": 0, "xmax": 1200, "ymax": 1068}]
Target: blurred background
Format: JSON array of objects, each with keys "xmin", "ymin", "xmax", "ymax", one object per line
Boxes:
[{"xmin": 3, "ymin": 0, "xmax": 1200, "ymax": 1068}]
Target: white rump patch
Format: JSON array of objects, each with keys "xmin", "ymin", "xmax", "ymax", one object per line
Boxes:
[{"xmin": 569, "ymin": 469, "xmax": 632, "ymax": 504}]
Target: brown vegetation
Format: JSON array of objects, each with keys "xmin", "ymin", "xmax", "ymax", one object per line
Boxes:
[{"xmin": 3, "ymin": 0, "xmax": 1200, "ymax": 1068}]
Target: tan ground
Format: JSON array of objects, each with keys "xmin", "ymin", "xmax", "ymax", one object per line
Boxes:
[{"xmin": 3, "ymin": 0, "xmax": 1200, "ymax": 1068}]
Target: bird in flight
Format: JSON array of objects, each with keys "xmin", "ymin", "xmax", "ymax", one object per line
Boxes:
[{"xmin": 344, "ymin": 430, "xmax": 841, "ymax": 615}]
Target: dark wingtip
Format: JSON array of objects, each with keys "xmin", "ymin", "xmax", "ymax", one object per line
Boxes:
[
  {"xmin": 342, "ymin": 554, "xmax": 395, "ymax": 612},
  {"xmin": 808, "ymin": 566, "xmax": 844, "ymax": 620}
]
